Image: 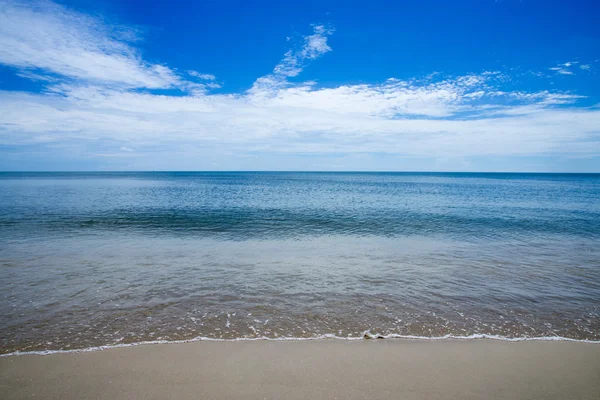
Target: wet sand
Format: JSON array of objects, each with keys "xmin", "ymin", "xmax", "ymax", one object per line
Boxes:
[{"xmin": 1, "ymin": 339, "xmax": 599, "ymax": 400}]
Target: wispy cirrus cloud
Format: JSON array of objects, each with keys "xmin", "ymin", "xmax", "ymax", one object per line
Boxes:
[
  {"xmin": 0, "ymin": 0, "xmax": 598, "ymax": 171},
  {"xmin": 0, "ymin": 0, "xmax": 181, "ymax": 89},
  {"xmin": 549, "ymin": 61, "xmax": 579, "ymax": 75},
  {"xmin": 249, "ymin": 24, "xmax": 334, "ymax": 95},
  {"xmin": 547, "ymin": 61, "xmax": 595, "ymax": 76},
  {"xmin": 188, "ymin": 71, "xmax": 217, "ymax": 81}
]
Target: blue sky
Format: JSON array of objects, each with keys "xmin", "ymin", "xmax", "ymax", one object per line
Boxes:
[{"xmin": 0, "ymin": 0, "xmax": 599, "ymax": 171}]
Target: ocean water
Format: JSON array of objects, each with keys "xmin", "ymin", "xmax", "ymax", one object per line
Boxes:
[{"xmin": 1, "ymin": 172, "xmax": 599, "ymax": 354}]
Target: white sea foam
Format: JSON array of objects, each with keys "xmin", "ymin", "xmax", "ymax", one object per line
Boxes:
[{"xmin": 2, "ymin": 331, "xmax": 599, "ymax": 357}]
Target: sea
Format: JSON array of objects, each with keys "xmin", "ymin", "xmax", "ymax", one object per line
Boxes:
[{"xmin": 1, "ymin": 172, "xmax": 599, "ymax": 354}]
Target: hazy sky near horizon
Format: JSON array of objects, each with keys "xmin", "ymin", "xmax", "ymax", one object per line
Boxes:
[{"xmin": 0, "ymin": 0, "xmax": 599, "ymax": 171}]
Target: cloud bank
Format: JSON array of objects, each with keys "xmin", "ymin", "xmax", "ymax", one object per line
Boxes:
[{"xmin": 0, "ymin": 0, "xmax": 599, "ymax": 171}]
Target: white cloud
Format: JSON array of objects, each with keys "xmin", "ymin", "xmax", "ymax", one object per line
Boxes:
[
  {"xmin": 249, "ymin": 25, "xmax": 334, "ymax": 96},
  {"xmin": 547, "ymin": 61, "xmax": 590, "ymax": 76},
  {"xmin": 549, "ymin": 67, "xmax": 574, "ymax": 75},
  {"xmin": 0, "ymin": 0, "xmax": 181, "ymax": 89},
  {"xmin": 188, "ymin": 71, "xmax": 216, "ymax": 80},
  {"xmin": 274, "ymin": 25, "xmax": 333, "ymax": 77},
  {"xmin": 0, "ymin": 1, "xmax": 598, "ymax": 171},
  {"xmin": 2, "ymin": 77, "xmax": 597, "ymax": 161}
]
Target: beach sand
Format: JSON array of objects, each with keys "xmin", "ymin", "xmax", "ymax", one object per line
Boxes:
[{"xmin": 1, "ymin": 339, "xmax": 599, "ymax": 399}]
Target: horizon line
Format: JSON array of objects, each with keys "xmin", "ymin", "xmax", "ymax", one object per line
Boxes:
[{"xmin": 1, "ymin": 171, "xmax": 599, "ymax": 174}]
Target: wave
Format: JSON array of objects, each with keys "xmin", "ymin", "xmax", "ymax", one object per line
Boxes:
[
  {"xmin": 3, "ymin": 331, "xmax": 599, "ymax": 357},
  {"xmin": 3, "ymin": 207, "xmax": 600, "ymax": 242}
]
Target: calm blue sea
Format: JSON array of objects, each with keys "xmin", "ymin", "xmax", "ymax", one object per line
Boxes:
[{"xmin": 1, "ymin": 172, "xmax": 599, "ymax": 353}]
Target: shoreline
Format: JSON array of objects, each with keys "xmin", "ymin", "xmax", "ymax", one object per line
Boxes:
[
  {"xmin": 2, "ymin": 339, "xmax": 599, "ymax": 399},
  {"xmin": 3, "ymin": 333, "xmax": 600, "ymax": 357}
]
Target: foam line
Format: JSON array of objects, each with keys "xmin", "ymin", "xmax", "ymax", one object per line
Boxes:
[{"xmin": 2, "ymin": 331, "xmax": 599, "ymax": 357}]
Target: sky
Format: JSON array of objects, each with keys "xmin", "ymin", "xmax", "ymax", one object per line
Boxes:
[{"xmin": 0, "ymin": 0, "xmax": 599, "ymax": 171}]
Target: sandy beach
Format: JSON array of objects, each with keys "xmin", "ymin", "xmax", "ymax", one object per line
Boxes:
[{"xmin": 1, "ymin": 339, "xmax": 599, "ymax": 399}]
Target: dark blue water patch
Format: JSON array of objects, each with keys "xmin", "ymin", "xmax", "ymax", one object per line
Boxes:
[
  {"xmin": 1, "ymin": 172, "xmax": 599, "ymax": 241},
  {"xmin": 1, "ymin": 206, "xmax": 599, "ymax": 241}
]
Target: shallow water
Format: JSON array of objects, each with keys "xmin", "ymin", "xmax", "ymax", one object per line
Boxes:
[{"xmin": 1, "ymin": 172, "xmax": 599, "ymax": 353}]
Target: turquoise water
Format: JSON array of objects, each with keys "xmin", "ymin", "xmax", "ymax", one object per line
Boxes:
[{"xmin": 1, "ymin": 172, "xmax": 599, "ymax": 352}]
